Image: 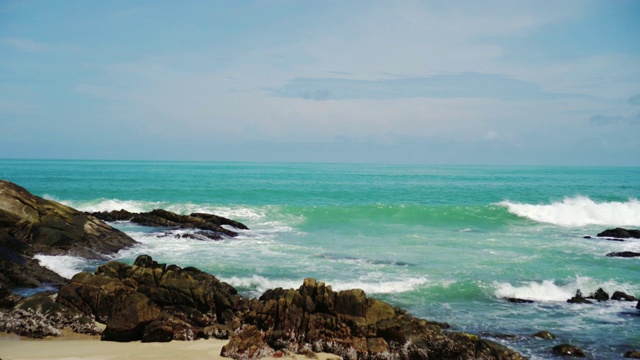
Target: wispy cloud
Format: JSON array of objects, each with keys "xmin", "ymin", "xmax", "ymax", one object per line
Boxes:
[{"xmin": 2, "ymin": 37, "xmax": 50, "ymax": 52}]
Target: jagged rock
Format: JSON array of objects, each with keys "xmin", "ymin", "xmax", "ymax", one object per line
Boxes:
[
  {"xmin": 0, "ymin": 180, "xmax": 137, "ymax": 289},
  {"xmin": 612, "ymin": 291, "xmax": 637, "ymax": 301},
  {"xmin": 57, "ymin": 255, "xmax": 244, "ymax": 342},
  {"xmin": 89, "ymin": 209, "xmax": 248, "ymax": 239},
  {"xmin": 0, "ymin": 282, "xmax": 22, "ymax": 308},
  {"xmin": 637, "ymin": 300, "xmax": 639, "ymax": 310},
  {"xmin": 567, "ymin": 290, "xmax": 593, "ymax": 304},
  {"xmin": 587, "ymin": 288, "xmax": 609, "ymax": 302},
  {"xmin": 552, "ymin": 344, "xmax": 585, "ymax": 357},
  {"xmin": 597, "ymin": 228, "xmax": 640, "ymax": 239},
  {"xmin": 607, "ymin": 252, "xmax": 640, "ymax": 258},
  {"xmin": 532, "ymin": 331, "xmax": 555, "ymax": 340},
  {"xmin": 625, "ymin": 350, "xmax": 640, "ymax": 358}
]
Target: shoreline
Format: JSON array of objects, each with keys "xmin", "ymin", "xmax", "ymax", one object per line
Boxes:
[{"xmin": 0, "ymin": 331, "xmax": 342, "ymax": 360}]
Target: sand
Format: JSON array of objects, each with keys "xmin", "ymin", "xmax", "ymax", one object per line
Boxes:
[{"xmin": 0, "ymin": 331, "xmax": 341, "ymax": 360}]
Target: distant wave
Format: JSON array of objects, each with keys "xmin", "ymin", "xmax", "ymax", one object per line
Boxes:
[
  {"xmin": 498, "ymin": 196, "xmax": 640, "ymax": 227},
  {"xmin": 494, "ymin": 277, "xmax": 638, "ymax": 302}
]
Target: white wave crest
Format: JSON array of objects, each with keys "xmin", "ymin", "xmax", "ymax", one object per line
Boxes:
[
  {"xmin": 494, "ymin": 277, "xmax": 639, "ymax": 302},
  {"xmin": 498, "ymin": 196, "xmax": 640, "ymax": 227},
  {"xmin": 222, "ymin": 275, "xmax": 430, "ymax": 296},
  {"xmin": 33, "ymin": 254, "xmax": 92, "ymax": 279},
  {"xmin": 58, "ymin": 198, "xmax": 161, "ymax": 213}
]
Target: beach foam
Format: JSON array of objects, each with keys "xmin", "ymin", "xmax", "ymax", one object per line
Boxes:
[
  {"xmin": 33, "ymin": 254, "xmax": 95, "ymax": 279},
  {"xmin": 498, "ymin": 196, "xmax": 640, "ymax": 227}
]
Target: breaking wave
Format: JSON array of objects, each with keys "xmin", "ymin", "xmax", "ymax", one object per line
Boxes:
[{"xmin": 498, "ymin": 196, "xmax": 640, "ymax": 227}]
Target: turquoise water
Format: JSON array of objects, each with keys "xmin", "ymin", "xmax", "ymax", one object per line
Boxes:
[{"xmin": 2, "ymin": 159, "xmax": 640, "ymax": 359}]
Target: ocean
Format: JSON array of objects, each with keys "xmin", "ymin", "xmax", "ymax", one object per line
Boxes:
[{"xmin": 2, "ymin": 159, "xmax": 639, "ymax": 359}]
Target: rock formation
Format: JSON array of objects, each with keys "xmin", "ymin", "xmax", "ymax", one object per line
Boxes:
[
  {"xmin": 53, "ymin": 255, "xmax": 524, "ymax": 359},
  {"xmin": 89, "ymin": 209, "xmax": 249, "ymax": 240},
  {"xmin": 0, "ymin": 180, "xmax": 137, "ymax": 288},
  {"xmin": 597, "ymin": 228, "xmax": 640, "ymax": 239}
]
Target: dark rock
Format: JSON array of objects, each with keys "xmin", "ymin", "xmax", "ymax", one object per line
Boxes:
[
  {"xmin": 505, "ymin": 297, "xmax": 534, "ymax": 304},
  {"xmin": 583, "ymin": 235, "xmax": 592, "ymax": 239},
  {"xmin": 587, "ymin": 288, "xmax": 609, "ymax": 302},
  {"xmin": 625, "ymin": 350, "xmax": 640, "ymax": 358},
  {"xmin": 89, "ymin": 209, "xmax": 248, "ymax": 239},
  {"xmin": 612, "ymin": 291, "xmax": 637, "ymax": 301},
  {"xmin": 597, "ymin": 228, "xmax": 640, "ymax": 239},
  {"xmin": 552, "ymin": 344, "xmax": 585, "ymax": 357},
  {"xmin": 0, "ymin": 282, "xmax": 22, "ymax": 308},
  {"xmin": 607, "ymin": 251, "xmax": 640, "ymax": 258},
  {"xmin": 567, "ymin": 290, "xmax": 593, "ymax": 304},
  {"xmin": 0, "ymin": 180, "xmax": 137, "ymax": 289},
  {"xmin": 532, "ymin": 331, "xmax": 555, "ymax": 340},
  {"xmin": 637, "ymin": 300, "xmax": 639, "ymax": 310}
]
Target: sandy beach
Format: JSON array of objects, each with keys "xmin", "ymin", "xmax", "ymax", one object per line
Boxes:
[{"xmin": 0, "ymin": 331, "xmax": 341, "ymax": 360}]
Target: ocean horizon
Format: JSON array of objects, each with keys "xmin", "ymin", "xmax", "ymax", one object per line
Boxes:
[{"xmin": 2, "ymin": 159, "xmax": 639, "ymax": 359}]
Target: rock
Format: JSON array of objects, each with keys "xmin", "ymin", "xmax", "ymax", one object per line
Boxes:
[
  {"xmin": 637, "ymin": 300, "xmax": 639, "ymax": 310},
  {"xmin": 57, "ymin": 255, "xmax": 244, "ymax": 342},
  {"xmin": 612, "ymin": 291, "xmax": 637, "ymax": 301},
  {"xmin": 582, "ymin": 236, "xmax": 592, "ymax": 239},
  {"xmin": 0, "ymin": 180, "xmax": 137, "ymax": 289},
  {"xmin": 567, "ymin": 290, "xmax": 593, "ymax": 304},
  {"xmin": 532, "ymin": 331, "xmax": 555, "ymax": 340},
  {"xmin": 588, "ymin": 288, "xmax": 609, "ymax": 302},
  {"xmin": 505, "ymin": 297, "xmax": 534, "ymax": 304},
  {"xmin": 597, "ymin": 228, "xmax": 640, "ymax": 239},
  {"xmin": 0, "ymin": 291, "xmax": 102, "ymax": 338},
  {"xmin": 89, "ymin": 209, "xmax": 248, "ymax": 239},
  {"xmin": 552, "ymin": 344, "xmax": 585, "ymax": 357},
  {"xmin": 607, "ymin": 252, "xmax": 640, "ymax": 258},
  {"xmin": 625, "ymin": 350, "xmax": 640, "ymax": 358}
]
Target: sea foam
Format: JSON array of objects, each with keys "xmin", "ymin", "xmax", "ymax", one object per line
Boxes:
[
  {"xmin": 498, "ymin": 196, "xmax": 640, "ymax": 227},
  {"xmin": 494, "ymin": 277, "xmax": 639, "ymax": 302},
  {"xmin": 33, "ymin": 254, "xmax": 93, "ymax": 279}
]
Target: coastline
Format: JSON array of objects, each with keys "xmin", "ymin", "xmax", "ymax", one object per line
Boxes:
[{"xmin": 0, "ymin": 331, "xmax": 341, "ymax": 360}]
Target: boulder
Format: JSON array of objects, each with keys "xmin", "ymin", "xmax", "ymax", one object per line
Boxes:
[
  {"xmin": 532, "ymin": 331, "xmax": 555, "ymax": 340},
  {"xmin": 0, "ymin": 180, "xmax": 137, "ymax": 289},
  {"xmin": 89, "ymin": 209, "xmax": 248, "ymax": 239},
  {"xmin": 611, "ymin": 291, "xmax": 637, "ymax": 302},
  {"xmin": 567, "ymin": 290, "xmax": 593, "ymax": 304},
  {"xmin": 587, "ymin": 288, "xmax": 609, "ymax": 302},
  {"xmin": 552, "ymin": 344, "xmax": 585, "ymax": 357},
  {"xmin": 597, "ymin": 228, "xmax": 640, "ymax": 239},
  {"xmin": 505, "ymin": 298, "xmax": 534, "ymax": 304},
  {"xmin": 625, "ymin": 350, "xmax": 640, "ymax": 358}
]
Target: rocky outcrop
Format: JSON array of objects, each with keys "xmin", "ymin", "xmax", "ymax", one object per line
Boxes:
[
  {"xmin": 611, "ymin": 291, "xmax": 637, "ymax": 301},
  {"xmin": 223, "ymin": 277, "xmax": 523, "ymax": 360},
  {"xmin": 57, "ymin": 255, "xmax": 244, "ymax": 342},
  {"xmin": 597, "ymin": 228, "xmax": 640, "ymax": 239},
  {"xmin": 0, "ymin": 180, "xmax": 137, "ymax": 288},
  {"xmin": 626, "ymin": 350, "xmax": 640, "ymax": 358},
  {"xmin": 567, "ymin": 290, "xmax": 593, "ymax": 304},
  {"xmin": 89, "ymin": 209, "xmax": 248, "ymax": 240},
  {"xmin": 54, "ymin": 255, "xmax": 523, "ymax": 359},
  {"xmin": 532, "ymin": 331, "xmax": 555, "ymax": 340}
]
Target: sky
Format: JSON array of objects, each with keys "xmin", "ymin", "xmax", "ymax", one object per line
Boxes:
[{"xmin": 1, "ymin": 0, "xmax": 639, "ymax": 165}]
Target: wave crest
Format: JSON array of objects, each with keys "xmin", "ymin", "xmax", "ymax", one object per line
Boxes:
[
  {"xmin": 494, "ymin": 277, "xmax": 639, "ymax": 302},
  {"xmin": 498, "ymin": 196, "xmax": 640, "ymax": 227}
]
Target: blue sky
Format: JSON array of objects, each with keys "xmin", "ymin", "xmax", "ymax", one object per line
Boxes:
[{"xmin": 1, "ymin": 0, "xmax": 639, "ymax": 165}]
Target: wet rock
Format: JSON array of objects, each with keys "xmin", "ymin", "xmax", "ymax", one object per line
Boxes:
[
  {"xmin": 0, "ymin": 180, "xmax": 137, "ymax": 289},
  {"xmin": 532, "ymin": 331, "xmax": 555, "ymax": 340},
  {"xmin": 505, "ymin": 297, "xmax": 534, "ymax": 304},
  {"xmin": 587, "ymin": 288, "xmax": 609, "ymax": 302},
  {"xmin": 625, "ymin": 350, "xmax": 640, "ymax": 358},
  {"xmin": 612, "ymin": 291, "xmax": 637, "ymax": 301},
  {"xmin": 552, "ymin": 344, "xmax": 585, "ymax": 357},
  {"xmin": 607, "ymin": 251, "xmax": 640, "ymax": 258},
  {"xmin": 567, "ymin": 290, "xmax": 593, "ymax": 304},
  {"xmin": 89, "ymin": 209, "xmax": 248, "ymax": 239},
  {"xmin": 597, "ymin": 228, "xmax": 640, "ymax": 239}
]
